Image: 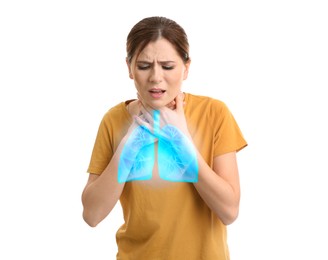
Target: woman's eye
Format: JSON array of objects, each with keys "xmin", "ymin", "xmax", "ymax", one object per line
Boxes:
[
  {"xmin": 137, "ymin": 65, "xmax": 150, "ymax": 70},
  {"xmin": 163, "ymin": 66, "xmax": 174, "ymax": 70}
]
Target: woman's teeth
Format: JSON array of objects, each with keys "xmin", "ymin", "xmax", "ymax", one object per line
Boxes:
[{"xmin": 150, "ymin": 90, "xmax": 165, "ymax": 93}]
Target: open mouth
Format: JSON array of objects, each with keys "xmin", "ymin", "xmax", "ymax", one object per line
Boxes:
[
  {"xmin": 149, "ymin": 89, "xmax": 166, "ymax": 94},
  {"xmin": 148, "ymin": 89, "xmax": 166, "ymax": 98}
]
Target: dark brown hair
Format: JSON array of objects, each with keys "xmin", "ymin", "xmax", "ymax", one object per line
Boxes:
[{"xmin": 126, "ymin": 16, "xmax": 190, "ymax": 64}]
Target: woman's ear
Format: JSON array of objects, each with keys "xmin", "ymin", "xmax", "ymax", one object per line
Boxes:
[
  {"xmin": 126, "ymin": 57, "xmax": 134, "ymax": 79},
  {"xmin": 183, "ymin": 59, "xmax": 191, "ymax": 80}
]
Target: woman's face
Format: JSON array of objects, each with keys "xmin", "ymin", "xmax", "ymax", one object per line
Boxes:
[{"xmin": 127, "ymin": 38, "xmax": 190, "ymax": 109}]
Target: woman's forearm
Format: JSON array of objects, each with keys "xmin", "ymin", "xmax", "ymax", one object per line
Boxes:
[
  {"xmin": 193, "ymin": 152, "xmax": 240, "ymax": 225},
  {"xmin": 82, "ymin": 138, "xmax": 128, "ymax": 227}
]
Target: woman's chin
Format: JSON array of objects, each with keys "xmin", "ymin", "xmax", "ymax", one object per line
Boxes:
[{"xmin": 146, "ymin": 100, "xmax": 170, "ymax": 110}]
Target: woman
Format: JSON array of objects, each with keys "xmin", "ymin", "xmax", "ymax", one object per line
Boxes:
[{"xmin": 82, "ymin": 16, "xmax": 247, "ymax": 259}]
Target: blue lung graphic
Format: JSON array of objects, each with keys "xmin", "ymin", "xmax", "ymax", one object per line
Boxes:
[
  {"xmin": 118, "ymin": 110, "xmax": 198, "ymax": 183},
  {"xmin": 118, "ymin": 126, "xmax": 155, "ymax": 183},
  {"xmin": 158, "ymin": 125, "xmax": 198, "ymax": 182}
]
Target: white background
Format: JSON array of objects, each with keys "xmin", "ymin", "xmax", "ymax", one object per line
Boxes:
[{"xmin": 1, "ymin": 0, "xmax": 327, "ymax": 259}]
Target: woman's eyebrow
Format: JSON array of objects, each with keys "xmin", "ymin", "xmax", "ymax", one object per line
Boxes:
[
  {"xmin": 159, "ymin": 61, "xmax": 175, "ymax": 64},
  {"xmin": 136, "ymin": 60, "xmax": 176, "ymax": 64},
  {"xmin": 136, "ymin": 61, "xmax": 151, "ymax": 64}
]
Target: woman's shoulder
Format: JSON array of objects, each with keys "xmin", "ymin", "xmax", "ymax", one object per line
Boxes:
[
  {"xmin": 101, "ymin": 99, "xmax": 134, "ymax": 123},
  {"xmin": 185, "ymin": 92, "xmax": 228, "ymax": 110}
]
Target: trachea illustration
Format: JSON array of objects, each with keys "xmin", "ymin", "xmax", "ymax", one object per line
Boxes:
[{"xmin": 118, "ymin": 110, "xmax": 198, "ymax": 183}]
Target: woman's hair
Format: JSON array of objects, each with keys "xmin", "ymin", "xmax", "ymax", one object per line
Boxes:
[{"xmin": 126, "ymin": 16, "xmax": 190, "ymax": 64}]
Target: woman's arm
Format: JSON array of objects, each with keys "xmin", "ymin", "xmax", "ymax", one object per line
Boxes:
[
  {"xmin": 193, "ymin": 151, "xmax": 241, "ymax": 225},
  {"xmin": 81, "ymin": 135, "xmax": 128, "ymax": 227}
]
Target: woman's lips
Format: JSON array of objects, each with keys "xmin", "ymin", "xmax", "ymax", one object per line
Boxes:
[{"xmin": 149, "ymin": 89, "xmax": 166, "ymax": 99}]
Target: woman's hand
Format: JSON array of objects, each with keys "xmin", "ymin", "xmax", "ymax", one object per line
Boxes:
[{"xmin": 135, "ymin": 93, "xmax": 190, "ymax": 138}]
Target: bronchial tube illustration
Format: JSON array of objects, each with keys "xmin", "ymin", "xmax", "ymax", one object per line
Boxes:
[{"xmin": 118, "ymin": 110, "xmax": 198, "ymax": 183}]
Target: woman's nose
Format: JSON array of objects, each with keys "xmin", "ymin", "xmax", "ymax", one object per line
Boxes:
[{"xmin": 149, "ymin": 66, "xmax": 162, "ymax": 83}]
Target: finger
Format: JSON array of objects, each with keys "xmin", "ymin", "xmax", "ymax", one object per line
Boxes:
[
  {"xmin": 166, "ymin": 100, "xmax": 176, "ymax": 110},
  {"xmin": 175, "ymin": 92, "xmax": 184, "ymax": 113},
  {"xmin": 133, "ymin": 115, "xmax": 153, "ymax": 132},
  {"xmin": 140, "ymin": 105, "xmax": 154, "ymax": 124}
]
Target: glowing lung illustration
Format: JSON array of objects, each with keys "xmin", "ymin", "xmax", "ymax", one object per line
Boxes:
[
  {"xmin": 158, "ymin": 125, "xmax": 198, "ymax": 182},
  {"xmin": 118, "ymin": 126, "xmax": 155, "ymax": 183},
  {"xmin": 118, "ymin": 110, "xmax": 198, "ymax": 183}
]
